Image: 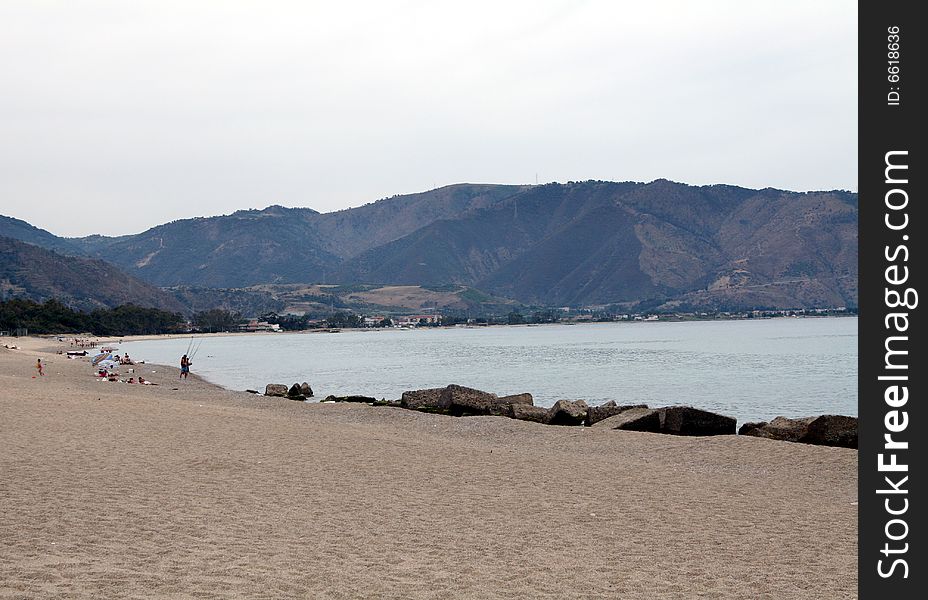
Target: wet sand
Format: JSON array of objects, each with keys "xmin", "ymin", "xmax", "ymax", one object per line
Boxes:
[{"xmin": 0, "ymin": 337, "xmax": 857, "ymax": 598}]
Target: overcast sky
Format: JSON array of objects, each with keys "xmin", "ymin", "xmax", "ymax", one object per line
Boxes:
[{"xmin": 0, "ymin": 1, "xmax": 857, "ymax": 237}]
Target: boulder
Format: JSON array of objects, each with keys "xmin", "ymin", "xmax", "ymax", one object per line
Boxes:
[
  {"xmin": 738, "ymin": 417, "xmax": 813, "ymax": 442},
  {"xmin": 511, "ymin": 404, "xmax": 550, "ymax": 423},
  {"xmin": 803, "ymin": 415, "xmax": 857, "ymax": 448},
  {"xmin": 300, "ymin": 382, "xmax": 314, "ymax": 398},
  {"xmin": 284, "ymin": 383, "xmax": 307, "ymax": 401},
  {"xmin": 400, "ymin": 387, "xmax": 449, "ymax": 412},
  {"xmin": 442, "ymin": 384, "xmax": 507, "ymax": 416},
  {"xmin": 587, "ymin": 401, "xmax": 649, "ymax": 425},
  {"xmin": 547, "ymin": 399, "xmax": 589, "ymax": 426},
  {"xmin": 738, "ymin": 421, "xmax": 770, "ymax": 437},
  {"xmin": 265, "ymin": 383, "xmax": 289, "ymax": 397},
  {"xmin": 323, "ymin": 395, "xmax": 376, "ymax": 403},
  {"xmin": 400, "ymin": 386, "xmax": 535, "ymax": 417},
  {"xmin": 658, "ymin": 406, "xmax": 736, "ymax": 436},
  {"xmin": 594, "ymin": 407, "xmax": 662, "ymax": 432},
  {"xmin": 740, "ymin": 415, "xmax": 857, "ymax": 448}
]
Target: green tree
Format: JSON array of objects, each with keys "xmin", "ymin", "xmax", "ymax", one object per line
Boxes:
[
  {"xmin": 326, "ymin": 312, "xmax": 362, "ymax": 328},
  {"xmin": 193, "ymin": 309, "xmax": 242, "ymax": 332}
]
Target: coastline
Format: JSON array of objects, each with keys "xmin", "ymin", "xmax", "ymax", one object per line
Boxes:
[
  {"xmin": 37, "ymin": 311, "xmax": 858, "ymax": 344},
  {"xmin": 1, "ymin": 336, "xmax": 857, "ymax": 598},
  {"xmin": 112, "ymin": 318, "xmax": 858, "ymax": 425}
]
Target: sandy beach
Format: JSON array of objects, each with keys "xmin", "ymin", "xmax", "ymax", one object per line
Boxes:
[{"xmin": 0, "ymin": 337, "xmax": 857, "ymax": 599}]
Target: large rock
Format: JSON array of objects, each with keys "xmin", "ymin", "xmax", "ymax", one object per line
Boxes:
[
  {"xmin": 442, "ymin": 384, "xmax": 507, "ymax": 416},
  {"xmin": 738, "ymin": 421, "xmax": 772, "ymax": 437},
  {"xmin": 286, "ymin": 383, "xmax": 307, "ymax": 400},
  {"xmin": 658, "ymin": 406, "xmax": 736, "ymax": 436},
  {"xmin": 442, "ymin": 384, "xmax": 497, "ymax": 415},
  {"xmin": 587, "ymin": 401, "xmax": 649, "ymax": 425},
  {"xmin": 265, "ymin": 383, "xmax": 289, "ymax": 397},
  {"xmin": 300, "ymin": 382, "xmax": 314, "ymax": 398},
  {"xmin": 546, "ymin": 399, "xmax": 589, "ymax": 426},
  {"xmin": 400, "ymin": 387, "xmax": 449, "ymax": 412},
  {"xmin": 804, "ymin": 415, "xmax": 857, "ymax": 448},
  {"xmin": 739, "ymin": 417, "xmax": 813, "ymax": 442},
  {"xmin": 740, "ymin": 415, "xmax": 857, "ymax": 448},
  {"xmin": 594, "ymin": 407, "xmax": 662, "ymax": 432},
  {"xmin": 511, "ymin": 404, "xmax": 549, "ymax": 423},
  {"xmin": 323, "ymin": 395, "xmax": 376, "ymax": 403},
  {"xmin": 400, "ymin": 386, "xmax": 534, "ymax": 417}
]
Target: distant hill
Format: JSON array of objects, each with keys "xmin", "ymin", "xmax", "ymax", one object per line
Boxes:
[
  {"xmin": 50, "ymin": 185, "xmax": 527, "ymax": 288},
  {"xmin": 1, "ymin": 180, "xmax": 858, "ymax": 310},
  {"xmin": 339, "ymin": 181, "xmax": 858, "ymax": 309},
  {"xmin": 0, "ymin": 237, "xmax": 185, "ymax": 312},
  {"xmin": 70, "ymin": 206, "xmax": 341, "ymax": 288},
  {"xmin": 311, "ymin": 184, "xmax": 530, "ymax": 258},
  {"xmin": 0, "ymin": 215, "xmax": 84, "ymax": 256}
]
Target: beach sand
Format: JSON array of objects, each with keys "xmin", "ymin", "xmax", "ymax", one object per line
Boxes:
[{"xmin": 0, "ymin": 337, "xmax": 857, "ymax": 598}]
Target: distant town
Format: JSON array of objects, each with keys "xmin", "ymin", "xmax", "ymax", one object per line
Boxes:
[
  {"xmin": 0, "ymin": 296, "xmax": 857, "ymax": 338},
  {"xmin": 235, "ymin": 306, "xmax": 856, "ymax": 333}
]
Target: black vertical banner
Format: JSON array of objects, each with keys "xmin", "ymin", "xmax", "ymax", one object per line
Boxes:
[{"xmin": 859, "ymin": 1, "xmax": 924, "ymax": 597}]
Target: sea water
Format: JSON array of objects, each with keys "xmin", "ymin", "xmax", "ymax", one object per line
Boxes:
[{"xmin": 121, "ymin": 317, "xmax": 857, "ymax": 425}]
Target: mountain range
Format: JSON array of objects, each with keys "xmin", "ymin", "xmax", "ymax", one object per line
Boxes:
[{"xmin": 1, "ymin": 180, "xmax": 858, "ymax": 311}]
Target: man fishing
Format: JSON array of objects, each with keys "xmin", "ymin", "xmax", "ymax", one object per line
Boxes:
[
  {"xmin": 179, "ymin": 354, "xmax": 190, "ymax": 379},
  {"xmin": 180, "ymin": 337, "xmax": 204, "ymax": 380}
]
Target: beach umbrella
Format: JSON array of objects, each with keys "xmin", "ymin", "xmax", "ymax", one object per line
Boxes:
[{"xmin": 91, "ymin": 352, "xmax": 113, "ymax": 366}]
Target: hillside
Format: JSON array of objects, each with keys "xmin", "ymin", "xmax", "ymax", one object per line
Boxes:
[
  {"xmin": 339, "ymin": 181, "xmax": 858, "ymax": 309},
  {"xmin": 0, "ymin": 215, "xmax": 84, "ymax": 256},
  {"xmin": 1, "ymin": 180, "xmax": 858, "ymax": 310},
  {"xmin": 311, "ymin": 184, "xmax": 530, "ymax": 258},
  {"xmin": 0, "ymin": 237, "xmax": 185, "ymax": 312},
  {"xmin": 50, "ymin": 185, "xmax": 528, "ymax": 288}
]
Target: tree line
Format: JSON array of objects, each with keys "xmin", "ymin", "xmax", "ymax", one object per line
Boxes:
[
  {"xmin": 0, "ymin": 299, "xmax": 186, "ymax": 336},
  {"xmin": 0, "ymin": 300, "xmax": 254, "ymax": 336}
]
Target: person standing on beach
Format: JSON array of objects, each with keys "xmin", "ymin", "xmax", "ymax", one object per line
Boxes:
[
  {"xmin": 180, "ymin": 354, "xmax": 190, "ymax": 379},
  {"xmin": 36, "ymin": 358, "xmax": 44, "ymax": 376}
]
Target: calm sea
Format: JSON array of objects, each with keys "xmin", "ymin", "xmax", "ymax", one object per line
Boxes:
[{"xmin": 121, "ymin": 317, "xmax": 857, "ymax": 425}]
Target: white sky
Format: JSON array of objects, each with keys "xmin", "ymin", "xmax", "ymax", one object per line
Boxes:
[{"xmin": 0, "ymin": 1, "xmax": 857, "ymax": 237}]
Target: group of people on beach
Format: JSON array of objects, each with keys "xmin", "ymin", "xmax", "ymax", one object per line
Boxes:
[
  {"xmin": 30, "ymin": 342, "xmax": 194, "ymax": 382},
  {"xmin": 68, "ymin": 338, "xmax": 97, "ymax": 349}
]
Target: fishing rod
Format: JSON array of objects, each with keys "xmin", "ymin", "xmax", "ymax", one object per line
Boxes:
[{"xmin": 189, "ymin": 338, "xmax": 204, "ymax": 360}]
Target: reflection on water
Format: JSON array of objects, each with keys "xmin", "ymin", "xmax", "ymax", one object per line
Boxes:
[{"xmin": 122, "ymin": 317, "xmax": 857, "ymax": 425}]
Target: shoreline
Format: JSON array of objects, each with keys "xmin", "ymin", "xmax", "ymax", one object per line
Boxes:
[
  {"xmin": 1, "ymin": 338, "xmax": 857, "ymax": 598},
  {"xmin": 108, "ymin": 318, "xmax": 858, "ymax": 426},
  {"xmin": 15, "ymin": 312, "xmax": 858, "ymax": 346},
  {"xmin": 1, "ymin": 338, "xmax": 858, "ymax": 598}
]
